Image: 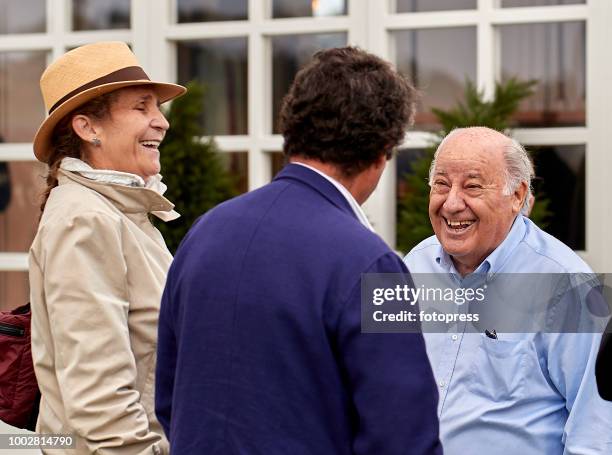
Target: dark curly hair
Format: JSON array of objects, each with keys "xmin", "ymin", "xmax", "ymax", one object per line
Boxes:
[{"xmin": 278, "ymin": 46, "xmax": 416, "ymax": 177}]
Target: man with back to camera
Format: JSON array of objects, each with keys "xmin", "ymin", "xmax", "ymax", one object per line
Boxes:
[
  {"xmin": 155, "ymin": 47, "xmax": 442, "ymax": 454},
  {"xmin": 404, "ymin": 126, "xmax": 612, "ymax": 454}
]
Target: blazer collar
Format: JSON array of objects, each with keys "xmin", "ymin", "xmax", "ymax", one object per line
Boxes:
[{"xmin": 273, "ymin": 163, "xmax": 358, "ymax": 220}]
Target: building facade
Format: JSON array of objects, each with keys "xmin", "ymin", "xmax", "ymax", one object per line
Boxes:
[{"xmin": 1, "ymin": 0, "xmax": 611, "ymax": 308}]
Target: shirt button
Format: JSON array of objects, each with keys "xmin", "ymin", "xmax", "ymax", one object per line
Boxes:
[
  {"xmin": 439, "ymin": 380, "xmax": 446, "ymax": 388},
  {"xmin": 451, "ymin": 334, "xmax": 458, "ymax": 341}
]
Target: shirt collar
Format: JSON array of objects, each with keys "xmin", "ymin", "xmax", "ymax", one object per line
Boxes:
[
  {"xmin": 292, "ymin": 162, "xmax": 374, "ymax": 232},
  {"xmin": 435, "ymin": 215, "xmax": 527, "ymax": 277},
  {"xmin": 60, "ymin": 156, "xmax": 169, "ymax": 193},
  {"xmin": 58, "ymin": 160, "xmax": 180, "ymax": 222},
  {"xmin": 59, "ymin": 157, "xmax": 179, "ymax": 221}
]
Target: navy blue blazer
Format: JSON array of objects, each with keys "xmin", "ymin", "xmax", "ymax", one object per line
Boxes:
[{"xmin": 156, "ymin": 164, "xmax": 442, "ymax": 454}]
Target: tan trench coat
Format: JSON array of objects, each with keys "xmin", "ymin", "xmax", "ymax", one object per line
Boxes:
[{"xmin": 29, "ymin": 169, "xmax": 177, "ymax": 454}]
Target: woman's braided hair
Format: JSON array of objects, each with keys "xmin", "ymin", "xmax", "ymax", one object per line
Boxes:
[{"xmin": 40, "ymin": 92, "xmax": 117, "ymax": 213}]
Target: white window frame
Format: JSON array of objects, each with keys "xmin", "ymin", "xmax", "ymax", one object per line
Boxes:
[
  {"xmin": 367, "ymin": 0, "xmax": 611, "ymax": 272},
  {"xmin": 0, "ymin": 0, "xmax": 132, "ymax": 271},
  {"xmin": 1, "ymin": 0, "xmax": 611, "ymax": 275}
]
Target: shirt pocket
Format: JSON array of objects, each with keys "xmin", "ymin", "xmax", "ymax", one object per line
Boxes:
[{"xmin": 466, "ymin": 334, "xmax": 532, "ymax": 402}]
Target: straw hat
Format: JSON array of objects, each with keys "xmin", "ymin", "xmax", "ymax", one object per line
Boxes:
[{"xmin": 33, "ymin": 41, "xmax": 186, "ymax": 163}]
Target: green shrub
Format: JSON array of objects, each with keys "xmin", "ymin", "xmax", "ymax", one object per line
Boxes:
[{"xmin": 155, "ymin": 81, "xmax": 239, "ymax": 253}]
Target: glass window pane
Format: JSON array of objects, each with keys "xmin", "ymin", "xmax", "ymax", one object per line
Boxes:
[
  {"xmin": 0, "ymin": 161, "xmax": 46, "ymax": 254},
  {"xmin": 72, "ymin": 0, "xmax": 130, "ymax": 31},
  {"xmin": 502, "ymin": 0, "xmax": 584, "ymax": 7},
  {"xmin": 270, "ymin": 151, "xmax": 286, "ymax": 178},
  {"xmin": 396, "ymin": 0, "xmax": 475, "ymax": 13},
  {"xmin": 272, "ymin": 33, "xmax": 347, "ymax": 134},
  {"xmin": 500, "ymin": 22, "xmax": 585, "ymax": 127},
  {"xmin": 218, "ymin": 151, "xmax": 248, "ymax": 193},
  {"xmin": 530, "ymin": 144, "xmax": 585, "ymax": 250},
  {"xmin": 0, "ymin": 272, "xmax": 29, "ymax": 312},
  {"xmin": 395, "ymin": 148, "xmax": 432, "ymax": 253},
  {"xmin": 392, "ymin": 27, "xmax": 476, "ymax": 132},
  {"xmin": 0, "ymin": 0, "xmax": 46, "ymax": 34},
  {"xmin": 177, "ymin": 0, "xmax": 247, "ymax": 23},
  {"xmin": 0, "ymin": 52, "xmax": 46, "ymax": 142},
  {"xmin": 395, "ymin": 145, "xmax": 586, "ymax": 252},
  {"xmin": 396, "ymin": 148, "xmax": 428, "ymax": 202},
  {"xmin": 177, "ymin": 39, "xmax": 248, "ymax": 135},
  {"xmin": 273, "ymin": 0, "xmax": 346, "ymax": 18}
]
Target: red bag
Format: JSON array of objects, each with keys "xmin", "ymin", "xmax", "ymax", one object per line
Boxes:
[{"xmin": 0, "ymin": 303, "xmax": 40, "ymax": 430}]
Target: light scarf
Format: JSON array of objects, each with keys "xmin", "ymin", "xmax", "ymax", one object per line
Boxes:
[{"xmin": 60, "ymin": 157, "xmax": 179, "ymax": 221}]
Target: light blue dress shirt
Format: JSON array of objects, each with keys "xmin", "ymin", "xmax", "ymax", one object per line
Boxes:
[{"xmin": 405, "ymin": 215, "xmax": 612, "ymax": 454}]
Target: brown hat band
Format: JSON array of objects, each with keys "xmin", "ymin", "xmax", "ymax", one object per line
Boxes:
[{"xmin": 48, "ymin": 66, "xmax": 150, "ymax": 114}]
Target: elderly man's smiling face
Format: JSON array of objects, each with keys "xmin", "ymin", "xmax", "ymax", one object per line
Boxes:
[{"xmin": 428, "ymin": 129, "xmax": 527, "ymax": 276}]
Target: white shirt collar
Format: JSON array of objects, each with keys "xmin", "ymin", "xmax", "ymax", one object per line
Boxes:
[
  {"xmin": 292, "ymin": 162, "xmax": 374, "ymax": 232},
  {"xmin": 60, "ymin": 157, "xmax": 169, "ymax": 196},
  {"xmin": 59, "ymin": 157, "xmax": 179, "ymax": 222}
]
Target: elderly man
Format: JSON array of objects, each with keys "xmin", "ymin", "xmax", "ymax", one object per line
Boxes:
[
  {"xmin": 405, "ymin": 126, "xmax": 612, "ymax": 454},
  {"xmin": 156, "ymin": 47, "xmax": 442, "ymax": 454}
]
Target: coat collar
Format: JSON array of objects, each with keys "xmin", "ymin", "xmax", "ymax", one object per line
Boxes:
[
  {"xmin": 57, "ymin": 168, "xmax": 180, "ymax": 221},
  {"xmin": 273, "ymin": 163, "xmax": 358, "ymax": 221}
]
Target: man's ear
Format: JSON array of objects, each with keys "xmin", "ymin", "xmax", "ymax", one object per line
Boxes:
[
  {"xmin": 513, "ymin": 181, "xmax": 529, "ymax": 214},
  {"xmin": 71, "ymin": 114, "xmax": 99, "ymax": 142}
]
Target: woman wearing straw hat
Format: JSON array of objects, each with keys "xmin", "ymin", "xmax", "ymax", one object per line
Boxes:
[{"xmin": 28, "ymin": 42, "xmax": 185, "ymax": 454}]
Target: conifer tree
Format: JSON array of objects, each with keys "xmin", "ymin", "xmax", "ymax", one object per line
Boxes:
[
  {"xmin": 155, "ymin": 81, "xmax": 238, "ymax": 253},
  {"xmin": 396, "ymin": 78, "xmax": 551, "ymax": 254}
]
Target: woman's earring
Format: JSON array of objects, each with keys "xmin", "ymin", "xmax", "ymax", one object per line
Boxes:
[{"xmin": 92, "ymin": 137, "xmax": 101, "ymax": 146}]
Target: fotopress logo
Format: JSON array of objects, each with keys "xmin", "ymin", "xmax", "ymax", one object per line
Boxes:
[{"xmin": 361, "ymin": 273, "xmax": 612, "ymax": 334}]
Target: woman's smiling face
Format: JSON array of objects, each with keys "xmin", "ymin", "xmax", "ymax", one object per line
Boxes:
[{"xmin": 86, "ymin": 86, "xmax": 170, "ymax": 180}]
